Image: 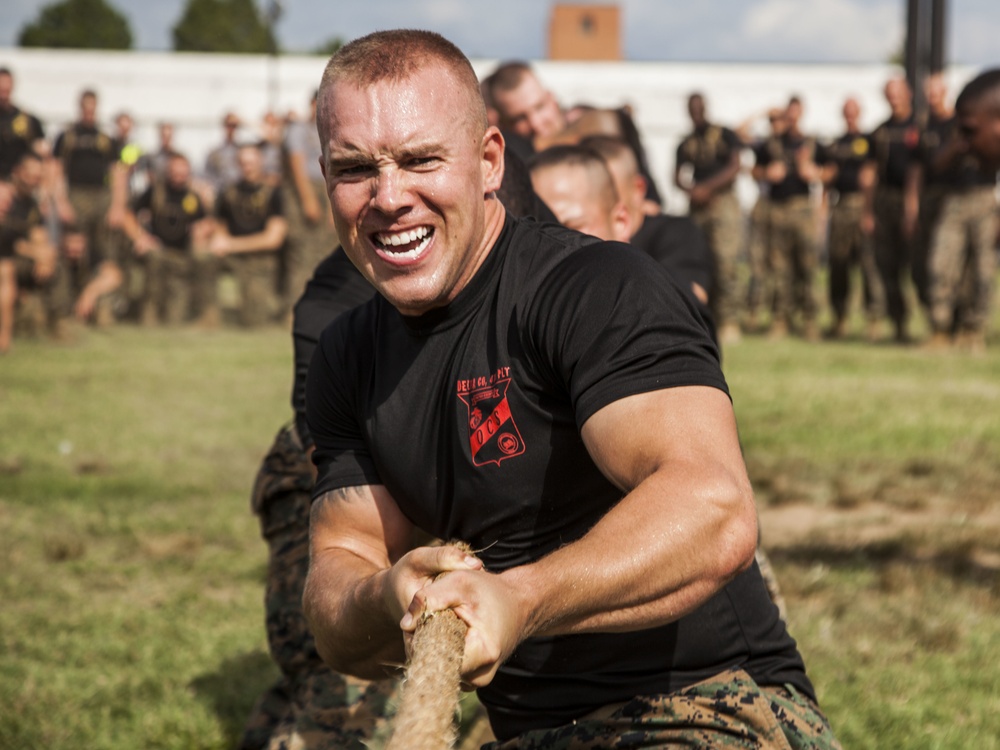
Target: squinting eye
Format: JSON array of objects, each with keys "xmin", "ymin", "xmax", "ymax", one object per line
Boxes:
[{"xmin": 336, "ymin": 164, "xmax": 371, "ymax": 177}]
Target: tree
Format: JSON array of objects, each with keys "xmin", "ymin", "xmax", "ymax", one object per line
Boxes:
[
  {"xmin": 18, "ymin": 0, "xmax": 133, "ymax": 50},
  {"xmin": 311, "ymin": 37, "xmax": 344, "ymax": 57},
  {"xmin": 173, "ymin": 0, "xmax": 278, "ymax": 54}
]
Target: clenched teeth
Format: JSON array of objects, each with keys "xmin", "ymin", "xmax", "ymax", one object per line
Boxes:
[{"xmin": 375, "ymin": 226, "xmax": 431, "ymax": 247}]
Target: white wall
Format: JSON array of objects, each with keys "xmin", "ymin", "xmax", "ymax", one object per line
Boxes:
[{"xmin": 1, "ymin": 47, "xmax": 978, "ymax": 210}]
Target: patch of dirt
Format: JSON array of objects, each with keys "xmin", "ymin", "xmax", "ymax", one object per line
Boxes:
[{"xmin": 759, "ymin": 495, "xmax": 1000, "ymax": 573}]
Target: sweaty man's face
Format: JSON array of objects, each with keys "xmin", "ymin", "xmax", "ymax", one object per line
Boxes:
[
  {"xmin": 320, "ymin": 64, "xmax": 504, "ymax": 317},
  {"xmin": 531, "ymin": 163, "xmax": 628, "ymax": 242},
  {"xmin": 494, "ymin": 75, "xmax": 565, "ymax": 141}
]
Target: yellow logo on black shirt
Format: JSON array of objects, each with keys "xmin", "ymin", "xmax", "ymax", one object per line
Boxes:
[
  {"xmin": 12, "ymin": 114, "xmax": 30, "ymax": 137},
  {"xmin": 852, "ymin": 138, "xmax": 869, "ymax": 157},
  {"xmin": 182, "ymin": 193, "xmax": 198, "ymax": 215}
]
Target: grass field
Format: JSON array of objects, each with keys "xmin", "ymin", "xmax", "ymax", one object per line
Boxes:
[{"xmin": 1, "ymin": 319, "xmax": 999, "ymax": 749}]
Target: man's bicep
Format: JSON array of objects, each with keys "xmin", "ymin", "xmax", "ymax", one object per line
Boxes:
[
  {"xmin": 310, "ymin": 483, "xmax": 414, "ymax": 568},
  {"xmin": 580, "ymin": 385, "xmax": 745, "ymax": 493}
]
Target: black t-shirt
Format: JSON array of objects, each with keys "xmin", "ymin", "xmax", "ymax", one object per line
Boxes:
[
  {"xmin": 676, "ymin": 123, "xmax": 742, "ymax": 184},
  {"xmin": 869, "ymin": 114, "xmax": 920, "ymax": 189},
  {"xmin": 754, "ymin": 132, "xmax": 815, "ymax": 201},
  {"xmin": 306, "ymin": 215, "xmax": 814, "ymax": 740},
  {"xmin": 132, "ymin": 182, "xmax": 206, "ymax": 250},
  {"xmin": 292, "ymin": 249, "xmax": 375, "ymax": 448},
  {"xmin": 215, "ymin": 180, "xmax": 283, "ymax": 238},
  {"xmin": 0, "ymin": 191, "xmax": 42, "ymax": 259},
  {"xmin": 0, "ymin": 105, "xmax": 45, "ymax": 180},
  {"xmin": 818, "ymin": 131, "xmax": 872, "ymax": 196},
  {"xmin": 54, "ymin": 123, "xmax": 117, "ymax": 188},
  {"xmin": 917, "ymin": 114, "xmax": 996, "ymax": 190},
  {"xmin": 630, "ymin": 213, "xmax": 717, "ymax": 344}
]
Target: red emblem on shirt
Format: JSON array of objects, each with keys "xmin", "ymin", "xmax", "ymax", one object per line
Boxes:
[{"xmin": 456, "ymin": 368, "xmax": 526, "ymax": 466}]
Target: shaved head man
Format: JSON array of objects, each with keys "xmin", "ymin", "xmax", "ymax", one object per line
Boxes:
[
  {"xmin": 528, "ymin": 145, "xmax": 629, "ymax": 242},
  {"xmin": 307, "ymin": 28, "xmax": 835, "ymax": 749}
]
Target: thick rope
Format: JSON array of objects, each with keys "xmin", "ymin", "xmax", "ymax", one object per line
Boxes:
[{"xmin": 385, "ymin": 608, "xmax": 468, "ymax": 750}]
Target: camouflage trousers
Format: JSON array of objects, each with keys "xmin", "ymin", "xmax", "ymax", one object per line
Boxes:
[
  {"xmin": 827, "ymin": 193, "xmax": 884, "ymax": 322},
  {"xmin": 928, "ymin": 186, "xmax": 999, "ymax": 335},
  {"xmin": 483, "ymin": 668, "xmax": 840, "ymax": 750},
  {"xmin": 746, "ymin": 198, "xmax": 773, "ymax": 321},
  {"xmin": 284, "ymin": 178, "xmax": 338, "ymax": 314},
  {"xmin": 691, "ymin": 190, "xmax": 745, "ymax": 329},
  {"xmin": 201, "ymin": 251, "xmax": 283, "ymax": 327},
  {"xmin": 768, "ymin": 196, "xmax": 818, "ymax": 326},
  {"xmin": 240, "ymin": 424, "xmax": 397, "ymax": 750},
  {"xmin": 138, "ymin": 246, "xmax": 216, "ymax": 325}
]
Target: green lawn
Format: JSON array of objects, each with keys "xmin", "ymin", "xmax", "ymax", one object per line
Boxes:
[{"xmin": 1, "ymin": 319, "xmax": 998, "ymax": 749}]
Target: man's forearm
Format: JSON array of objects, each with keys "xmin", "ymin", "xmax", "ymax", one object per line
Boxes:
[
  {"xmin": 303, "ymin": 547, "xmax": 406, "ymax": 679},
  {"xmin": 500, "ymin": 462, "xmax": 757, "ymax": 641}
]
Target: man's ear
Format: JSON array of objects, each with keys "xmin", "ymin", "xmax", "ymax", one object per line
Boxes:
[
  {"xmin": 611, "ymin": 200, "xmax": 631, "ymax": 244},
  {"xmin": 482, "ymin": 126, "xmax": 505, "ymax": 195},
  {"xmin": 632, "ymin": 174, "xmax": 648, "ymax": 208}
]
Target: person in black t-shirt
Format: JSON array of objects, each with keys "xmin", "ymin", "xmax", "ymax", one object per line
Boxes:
[
  {"xmin": 582, "ymin": 134, "xmax": 713, "ymax": 309},
  {"xmin": 674, "ymin": 93, "xmax": 744, "ymax": 343},
  {"xmin": 0, "ymin": 67, "xmax": 46, "ymax": 192},
  {"xmin": 954, "ymin": 68, "xmax": 1000, "ymax": 171},
  {"xmin": 0, "ymin": 152, "xmax": 58, "ymax": 352},
  {"xmin": 865, "ymin": 77, "xmax": 922, "ymax": 343},
  {"xmin": 752, "ymin": 96, "xmax": 822, "ymax": 340},
  {"xmin": 206, "ymin": 142, "xmax": 288, "ymax": 327},
  {"xmin": 817, "ymin": 97, "xmax": 884, "ymax": 339},
  {"xmin": 52, "ymin": 89, "xmax": 123, "ymax": 325},
  {"xmin": 303, "ymin": 30, "xmax": 838, "ymax": 748},
  {"xmin": 123, "ymin": 152, "xmax": 212, "ymax": 325}
]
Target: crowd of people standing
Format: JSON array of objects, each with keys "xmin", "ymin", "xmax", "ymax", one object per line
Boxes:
[
  {"xmin": 2, "ymin": 60, "xmax": 998, "ymax": 356},
  {"xmin": 0, "ymin": 66, "xmax": 331, "ymax": 351}
]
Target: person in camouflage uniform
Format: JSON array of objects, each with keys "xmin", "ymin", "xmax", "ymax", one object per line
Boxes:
[
  {"xmin": 206, "ymin": 143, "xmax": 288, "ymax": 327},
  {"xmin": 0, "ymin": 151, "xmax": 59, "ymax": 350},
  {"xmin": 923, "ymin": 110, "xmax": 999, "ymax": 352},
  {"xmin": 51, "ymin": 89, "xmax": 123, "ymax": 325},
  {"xmin": 122, "ymin": 152, "xmax": 214, "ymax": 325},
  {"xmin": 818, "ymin": 97, "xmax": 884, "ymax": 339},
  {"xmin": 752, "ymin": 99, "xmax": 822, "ymax": 340},
  {"xmin": 241, "ymin": 421, "xmax": 397, "ymax": 750},
  {"xmin": 674, "ymin": 93, "xmax": 745, "ymax": 343},
  {"xmin": 864, "ymin": 77, "xmax": 922, "ymax": 343}
]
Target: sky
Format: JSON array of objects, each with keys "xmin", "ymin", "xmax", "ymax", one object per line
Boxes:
[{"xmin": 1, "ymin": 0, "xmax": 998, "ymax": 66}]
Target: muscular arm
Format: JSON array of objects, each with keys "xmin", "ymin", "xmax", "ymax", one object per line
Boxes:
[
  {"xmin": 407, "ymin": 384, "xmax": 758, "ymax": 687},
  {"xmin": 303, "ymin": 483, "xmax": 482, "ymax": 679}
]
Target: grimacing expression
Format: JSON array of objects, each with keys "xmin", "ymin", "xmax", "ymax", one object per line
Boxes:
[
  {"xmin": 320, "ymin": 63, "xmax": 504, "ymax": 317},
  {"xmin": 494, "ymin": 74, "xmax": 565, "ymax": 140}
]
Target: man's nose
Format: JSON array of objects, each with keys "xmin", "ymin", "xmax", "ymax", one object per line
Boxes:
[{"xmin": 370, "ymin": 167, "xmax": 411, "ymax": 213}]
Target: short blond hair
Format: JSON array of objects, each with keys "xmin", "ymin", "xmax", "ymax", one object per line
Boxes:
[{"xmin": 316, "ymin": 29, "xmax": 487, "ymax": 154}]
